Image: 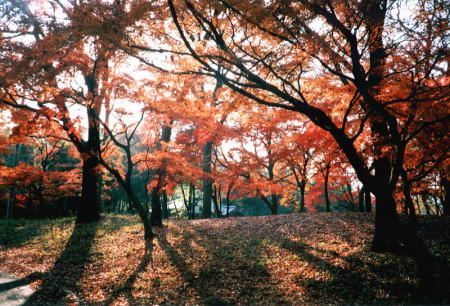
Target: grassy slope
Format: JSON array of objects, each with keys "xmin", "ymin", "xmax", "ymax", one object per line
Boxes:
[{"xmin": 0, "ymin": 213, "xmax": 449, "ymax": 305}]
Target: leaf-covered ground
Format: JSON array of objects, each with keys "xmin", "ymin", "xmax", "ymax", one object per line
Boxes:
[{"xmin": 0, "ymin": 213, "xmax": 449, "ymax": 305}]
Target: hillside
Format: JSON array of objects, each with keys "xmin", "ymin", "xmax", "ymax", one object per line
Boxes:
[{"xmin": 1, "ymin": 213, "xmax": 449, "ymax": 305}]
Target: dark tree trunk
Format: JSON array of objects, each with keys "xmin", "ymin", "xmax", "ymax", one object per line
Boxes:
[
  {"xmin": 6, "ymin": 188, "xmax": 15, "ymax": 219},
  {"xmin": 372, "ymin": 158, "xmax": 435, "ymax": 293},
  {"xmin": 213, "ymin": 198, "xmax": 222, "ymax": 218},
  {"xmin": 401, "ymin": 170, "xmax": 417, "ymax": 224},
  {"xmin": 372, "ymin": 186, "xmax": 435, "ymax": 286},
  {"xmin": 140, "ymin": 207, "xmax": 153, "ymax": 240},
  {"xmin": 77, "ymin": 105, "xmax": 102, "ymax": 223},
  {"xmin": 261, "ymin": 194, "xmax": 278, "ymax": 215},
  {"xmin": 365, "ymin": 188, "xmax": 372, "ymax": 213},
  {"xmin": 442, "ymin": 173, "xmax": 449, "ymax": 216},
  {"xmin": 128, "ymin": 195, "xmax": 153, "ymax": 253},
  {"xmin": 372, "ymin": 192, "xmax": 401, "ymax": 251},
  {"xmin": 226, "ymin": 185, "xmax": 232, "ymax": 218},
  {"xmin": 431, "ymin": 196, "xmax": 441, "ymax": 216},
  {"xmin": 202, "ymin": 141, "xmax": 213, "ymax": 218},
  {"xmin": 190, "ymin": 183, "xmax": 196, "ymax": 220},
  {"xmin": 162, "ymin": 191, "xmax": 169, "ymax": 218},
  {"xmin": 218, "ymin": 185, "xmax": 223, "ymax": 213},
  {"xmin": 359, "ymin": 8, "xmax": 435, "ymax": 290},
  {"xmin": 299, "ymin": 181, "xmax": 306, "ymax": 212},
  {"xmin": 324, "ymin": 168, "xmax": 331, "ymax": 212},
  {"xmin": 212, "ymin": 186, "xmax": 222, "ymax": 218},
  {"xmin": 78, "ymin": 156, "xmax": 101, "ymax": 223},
  {"xmin": 150, "ymin": 189, "xmax": 162, "ymax": 227},
  {"xmin": 266, "ymin": 159, "xmax": 278, "ymax": 215},
  {"xmin": 180, "ymin": 184, "xmax": 190, "ymax": 217},
  {"xmin": 271, "ymin": 194, "xmax": 278, "ymax": 215},
  {"xmin": 413, "ymin": 195, "xmax": 422, "ymax": 215},
  {"xmin": 421, "ymin": 193, "xmax": 431, "ymax": 215},
  {"xmin": 150, "ymin": 125, "xmax": 172, "ymax": 224},
  {"xmin": 172, "ymin": 195, "xmax": 181, "ymax": 219},
  {"xmin": 36, "ymin": 186, "xmax": 47, "ymax": 217},
  {"xmin": 372, "ymin": 157, "xmax": 398, "ymax": 251},
  {"xmin": 359, "ymin": 187, "xmax": 365, "ymax": 212}
]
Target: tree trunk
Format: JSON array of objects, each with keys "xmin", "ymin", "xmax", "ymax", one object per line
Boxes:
[
  {"xmin": 226, "ymin": 185, "xmax": 232, "ymax": 217},
  {"xmin": 219, "ymin": 186, "xmax": 223, "ymax": 213},
  {"xmin": 180, "ymin": 184, "xmax": 190, "ymax": 217},
  {"xmin": 77, "ymin": 104, "xmax": 102, "ymax": 223},
  {"xmin": 401, "ymin": 170, "xmax": 417, "ymax": 224},
  {"xmin": 421, "ymin": 193, "xmax": 431, "ymax": 215},
  {"xmin": 324, "ymin": 168, "xmax": 331, "ymax": 212},
  {"xmin": 359, "ymin": 187, "xmax": 365, "ymax": 212},
  {"xmin": 6, "ymin": 188, "xmax": 15, "ymax": 219},
  {"xmin": 78, "ymin": 156, "xmax": 101, "ymax": 223},
  {"xmin": 202, "ymin": 141, "xmax": 213, "ymax": 218},
  {"xmin": 142, "ymin": 211, "xmax": 153, "ymax": 242},
  {"xmin": 36, "ymin": 186, "xmax": 47, "ymax": 217},
  {"xmin": 190, "ymin": 183, "xmax": 196, "ymax": 220},
  {"xmin": 372, "ymin": 191, "xmax": 401, "ymax": 251},
  {"xmin": 162, "ymin": 191, "xmax": 169, "ymax": 218},
  {"xmin": 431, "ymin": 196, "xmax": 441, "ymax": 216},
  {"xmin": 271, "ymin": 194, "xmax": 278, "ymax": 215},
  {"xmin": 129, "ymin": 196, "xmax": 153, "ymax": 254},
  {"xmin": 172, "ymin": 195, "xmax": 181, "ymax": 219},
  {"xmin": 212, "ymin": 186, "xmax": 222, "ymax": 218},
  {"xmin": 372, "ymin": 157, "xmax": 398, "ymax": 251},
  {"xmin": 365, "ymin": 188, "xmax": 372, "ymax": 213},
  {"xmin": 413, "ymin": 195, "xmax": 422, "ymax": 215},
  {"xmin": 150, "ymin": 188, "xmax": 162, "ymax": 227},
  {"xmin": 372, "ymin": 158, "xmax": 435, "ymax": 293},
  {"xmin": 151, "ymin": 125, "xmax": 172, "ymax": 224},
  {"xmin": 266, "ymin": 158, "xmax": 278, "ymax": 215},
  {"xmin": 299, "ymin": 181, "xmax": 306, "ymax": 212},
  {"xmin": 372, "ymin": 186, "xmax": 436, "ymax": 286},
  {"xmin": 442, "ymin": 173, "xmax": 449, "ymax": 216}
]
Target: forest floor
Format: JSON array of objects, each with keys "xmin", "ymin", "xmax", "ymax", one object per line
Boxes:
[{"xmin": 0, "ymin": 213, "xmax": 449, "ymax": 305}]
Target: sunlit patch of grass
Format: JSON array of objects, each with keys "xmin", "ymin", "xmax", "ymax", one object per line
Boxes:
[{"xmin": 0, "ymin": 217, "xmax": 73, "ymax": 248}]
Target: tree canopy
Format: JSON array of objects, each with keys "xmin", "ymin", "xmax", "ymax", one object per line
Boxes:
[{"xmin": 0, "ymin": 0, "xmax": 448, "ymax": 297}]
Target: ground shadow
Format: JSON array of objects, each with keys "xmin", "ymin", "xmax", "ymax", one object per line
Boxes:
[
  {"xmin": 23, "ymin": 221, "xmax": 100, "ymax": 305},
  {"xmin": 0, "ymin": 272, "xmax": 46, "ymax": 292},
  {"xmin": 156, "ymin": 223, "xmax": 286, "ymax": 304},
  {"xmin": 156, "ymin": 227, "xmax": 229, "ymax": 304},
  {"xmin": 103, "ymin": 241, "xmax": 153, "ymax": 305},
  {"xmin": 278, "ymin": 238, "xmax": 385, "ymax": 303},
  {"xmin": 275, "ymin": 233, "xmax": 437, "ymax": 304}
]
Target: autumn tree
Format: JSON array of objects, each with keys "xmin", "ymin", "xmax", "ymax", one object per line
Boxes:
[
  {"xmin": 283, "ymin": 125, "xmax": 316, "ymax": 212},
  {"xmin": 0, "ymin": 110, "xmax": 80, "ymax": 217},
  {"xmin": 0, "ymin": 0, "xmax": 155, "ymax": 222},
  {"xmin": 161, "ymin": 0, "xmax": 449, "ymax": 289}
]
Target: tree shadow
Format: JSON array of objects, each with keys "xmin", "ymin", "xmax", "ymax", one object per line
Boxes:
[
  {"xmin": 23, "ymin": 221, "xmax": 100, "ymax": 305},
  {"xmin": 156, "ymin": 227, "xmax": 228, "ymax": 304},
  {"xmin": 102, "ymin": 240, "xmax": 153, "ymax": 305},
  {"xmin": 156, "ymin": 223, "xmax": 286, "ymax": 304},
  {"xmin": 279, "ymin": 238, "xmax": 381, "ymax": 302},
  {"xmin": 0, "ymin": 272, "xmax": 46, "ymax": 292},
  {"xmin": 277, "ymin": 237, "xmax": 423, "ymax": 304}
]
